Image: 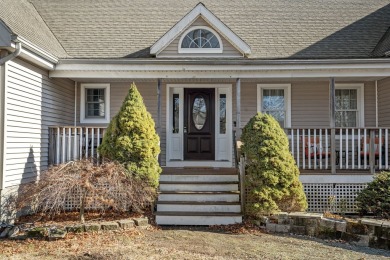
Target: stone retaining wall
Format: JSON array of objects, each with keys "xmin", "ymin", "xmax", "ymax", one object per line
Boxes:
[{"xmin": 262, "ymin": 212, "xmax": 390, "ymax": 250}]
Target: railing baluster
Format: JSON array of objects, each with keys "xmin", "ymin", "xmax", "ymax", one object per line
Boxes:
[
  {"xmin": 352, "ymin": 129, "xmax": 355, "ymax": 169},
  {"xmin": 358, "ymin": 129, "xmax": 361, "ymax": 169},
  {"xmin": 364, "ymin": 129, "xmax": 367, "ymax": 169},
  {"xmin": 346, "ymin": 128, "xmax": 349, "ymax": 169},
  {"xmin": 67, "ymin": 127, "xmax": 71, "ymax": 161},
  {"xmin": 302, "ymin": 129, "xmax": 305, "ymax": 170},
  {"xmin": 86, "ymin": 127, "xmax": 89, "ymax": 158},
  {"xmin": 379, "ymin": 129, "xmax": 383, "ymax": 170},
  {"xmin": 319, "ymin": 129, "xmax": 322, "ymax": 169},
  {"xmin": 79, "ymin": 127, "xmax": 83, "ymax": 159},
  {"xmin": 325, "ymin": 128, "xmax": 328, "ymax": 169},
  {"xmin": 297, "ymin": 129, "xmax": 300, "ymax": 168},
  {"xmin": 339, "ymin": 129, "xmax": 343, "ymax": 169},
  {"xmin": 91, "ymin": 128, "xmax": 95, "ymax": 161},
  {"xmin": 97, "ymin": 128, "xmax": 101, "ymax": 164},
  {"xmin": 56, "ymin": 127, "xmax": 60, "ymax": 164},
  {"xmin": 314, "ymin": 129, "xmax": 317, "ymax": 170},
  {"xmin": 62, "ymin": 127, "xmax": 66, "ymax": 163},
  {"xmin": 386, "ymin": 129, "xmax": 389, "ymax": 170},
  {"xmin": 308, "ymin": 129, "xmax": 311, "ymax": 169}
]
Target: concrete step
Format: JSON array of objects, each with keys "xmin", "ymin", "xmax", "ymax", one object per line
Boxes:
[
  {"xmin": 155, "ymin": 211, "xmax": 242, "ymax": 225},
  {"xmin": 159, "ymin": 182, "xmax": 239, "ymax": 192},
  {"xmin": 158, "ymin": 191, "xmax": 240, "ymax": 202},
  {"xmin": 159, "ymin": 174, "xmax": 238, "ymax": 183},
  {"xmin": 157, "ymin": 201, "xmax": 241, "ymax": 212}
]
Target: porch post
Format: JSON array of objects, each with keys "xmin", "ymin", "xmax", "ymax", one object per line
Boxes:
[
  {"xmin": 236, "ymin": 78, "xmax": 241, "ymax": 139},
  {"xmin": 329, "ymin": 78, "xmax": 337, "ymax": 174},
  {"xmin": 157, "ymin": 79, "xmax": 162, "ymax": 164},
  {"xmin": 369, "ymin": 129, "xmax": 375, "ymax": 174}
]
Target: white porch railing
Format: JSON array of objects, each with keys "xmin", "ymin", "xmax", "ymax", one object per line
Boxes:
[
  {"xmin": 285, "ymin": 128, "xmax": 390, "ymax": 172},
  {"xmin": 49, "ymin": 126, "xmax": 107, "ymax": 165}
]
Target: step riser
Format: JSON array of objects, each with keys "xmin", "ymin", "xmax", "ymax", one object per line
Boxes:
[
  {"xmin": 159, "ymin": 184, "xmax": 238, "ymax": 192},
  {"xmin": 158, "ymin": 194, "xmax": 239, "ymax": 202},
  {"xmin": 156, "ymin": 215, "xmax": 242, "ymax": 225},
  {"xmin": 157, "ymin": 204, "xmax": 241, "ymax": 212},
  {"xmin": 159, "ymin": 175, "xmax": 238, "ymax": 182}
]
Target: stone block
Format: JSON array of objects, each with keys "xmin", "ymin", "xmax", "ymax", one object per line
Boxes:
[
  {"xmin": 346, "ymin": 220, "xmax": 369, "ymax": 235},
  {"xmin": 133, "ymin": 217, "xmax": 149, "ymax": 226},
  {"xmin": 66, "ymin": 225, "xmax": 84, "ymax": 233},
  {"xmin": 118, "ymin": 219, "xmax": 135, "ymax": 229},
  {"xmin": 275, "ymin": 224, "xmax": 290, "ymax": 233},
  {"xmin": 48, "ymin": 228, "xmax": 67, "ymax": 240},
  {"xmin": 335, "ymin": 221, "xmax": 347, "ymax": 233},
  {"xmin": 351, "ymin": 235, "xmax": 370, "ymax": 247},
  {"xmin": 361, "ymin": 219, "xmax": 383, "ymax": 227},
  {"xmin": 290, "ymin": 225, "xmax": 305, "ymax": 235},
  {"xmin": 101, "ymin": 221, "xmax": 119, "ymax": 231},
  {"xmin": 27, "ymin": 227, "xmax": 48, "ymax": 238},
  {"xmin": 266, "ymin": 223, "xmax": 276, "ymax": 232},
  {"xmin": 341, "ymin": 232, "xmax": 359, "ymax": 242},
  {"xmin": 320, "ymin": 218, "xmax": 336, "ymax": 230},
  {"xmin": 289, "ymin": 212, "xmax": 322, "ymax": 219},
  {"xmin": 306, "ymin": 226, "xmax": 317, "ymax": 237},
  {"xmin": 84, "ymin": 223, "xmax": 100, "ymax": 232}
]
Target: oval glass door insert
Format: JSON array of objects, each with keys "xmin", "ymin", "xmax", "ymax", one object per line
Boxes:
[{"xmin": 193, "ymin": 95, "xmax": 207, "ymax": 130}]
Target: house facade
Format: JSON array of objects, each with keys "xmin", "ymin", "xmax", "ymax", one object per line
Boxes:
[{"xmin": 1, "ymin": 0, "xmax": 390, "ymax": 224}]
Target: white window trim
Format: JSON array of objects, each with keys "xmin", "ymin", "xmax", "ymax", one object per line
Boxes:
[
  {"xmin": 178, "ymin": 26, "xmax": 223, "ymax": 54},
  {"xmin": 257, "ymin": 84, "xmax": 292, "ymax": 128},
  {"xmin": 335, "ymin": 83, "xmax": 364, "ymax": 127},
  {"xmin": 80, "ymin": 83, "xmax": 110, "ymax": 124}
]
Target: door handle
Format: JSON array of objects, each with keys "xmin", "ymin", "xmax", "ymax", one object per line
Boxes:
[{"xmin": 184, "ymin": 126, "xmax": 187, "ymax": 134}]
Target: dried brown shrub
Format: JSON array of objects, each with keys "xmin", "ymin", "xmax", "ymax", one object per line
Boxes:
[{"xmin": 7, "ymin": 160, "xmax": 156, "ymax": 222}]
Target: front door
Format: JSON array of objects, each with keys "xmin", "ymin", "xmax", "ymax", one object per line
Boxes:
[{"xmin": 184, "ymin": 88, "xmax": 215, "ymax": 160}]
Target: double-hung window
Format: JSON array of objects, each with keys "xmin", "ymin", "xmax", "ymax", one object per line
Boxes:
[
  {"xmin": 257, "ymin": 84, "xmax": 291, "ymax": 128},
  {"xmin": 335, "ymin": 84, "xmax": 364, "ymax": 127},
  {"xmin": 80, "ymin": 84, "xmax": 110, "ymax": 123}
]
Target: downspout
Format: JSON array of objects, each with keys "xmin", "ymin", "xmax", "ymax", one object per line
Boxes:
[
  {"xmin": 0, "ymin": 42, "xmax": 22, "ymax": 65},
  {"xmin": 0, "ymin": 41, "xmax": 22, "ymax": 193},
  {"xmin": 375, "ymin": 80, "xmax": 378, "ymax": 128}
]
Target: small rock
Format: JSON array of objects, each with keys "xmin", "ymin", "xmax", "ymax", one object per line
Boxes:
[
  {"xmin": 49, "ymin": 228, "xmax": 67, "ymax": 240},
  {"xmin": 84, "ymin": 223, "xmax": 100, "ymax": 232},
  {"xmin": 133, "ymin": 218, "xmax": 149, "ymax": 227},
  {"xmin": 101, "ymin": 222, "xmax": 119, "ymax": 231},
  {"xmin": 118, "ymin": 219, "xmax": 135, "ymax": 229},
  {"xmin": 7, "ymin": 226, "xmax": 19, "ymax": 238},
  {"xmin": 0, "ymin": 227, "xmax": 11, "ymax": 238},
  {"xmin": 351, "ymin": 235, "xmax": 370, "ymax": 247}
]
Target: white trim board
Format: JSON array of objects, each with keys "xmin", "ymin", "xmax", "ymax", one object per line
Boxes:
[
  {"xmin": 150, "ymin": 3, "xmax": 251, "ymax": 56},
  {"xmin": 299, "ymin": 174, "xmax": 373, "ymax": 184}
]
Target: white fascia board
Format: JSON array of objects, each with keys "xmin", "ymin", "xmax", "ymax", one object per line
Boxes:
[
  {"xmin": 150, "ymin": 3, "xmax": 251, "ymax": 56},
  {"xmin": 13, "ymin": 36, "xmax": 59, "ymax": 63},
  {"xmin": 49, "ymin": 68, "xmax": 390, "ymax": 79}
]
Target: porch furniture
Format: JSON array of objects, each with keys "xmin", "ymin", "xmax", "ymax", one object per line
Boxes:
[{"xmin": 302, "ymin": 137, "xmax": 331, "ymax": 159}]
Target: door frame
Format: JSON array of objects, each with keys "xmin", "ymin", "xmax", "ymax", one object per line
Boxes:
[{"xmin": 166, "ymin": 84, "xmax": 233, "ymax": 167}]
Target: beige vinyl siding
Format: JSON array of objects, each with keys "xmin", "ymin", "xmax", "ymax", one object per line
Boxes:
[
  {"xmin": 240, "ymin": 82, "xmax": 257, "ymax": 127},
  {"xmin": 291, "ymin": 82, "xmax": 330, "ymax": 128},
  {"xmin": 158, "ymin": 17, "xmax": 242, "ymax": 58},
  {"xmin": 378, "ymin": 77, "xmax": 390, "ymax": 127},
  {"xmin": 363, "ymin": 81, "xmax": 376, "ymax": 127},
  {"xmin": 4, "ymin": 58, "xmax": 74, "ymax": 187}
]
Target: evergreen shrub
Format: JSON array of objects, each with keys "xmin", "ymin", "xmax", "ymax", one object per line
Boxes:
[
  {"xmin": 241, "ymin": 112, "xmax": 307, "ymax": 217},
  {"xmin": 98, "ymin": 83, "xmax": 161, "ymax": 188},
  {"xmin": 356, "ymin": 171, "xmax": 390, "ymax": 219}
]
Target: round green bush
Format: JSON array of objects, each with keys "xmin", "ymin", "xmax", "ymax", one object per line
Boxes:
[
  {"xmin": 241, "ymin": 112, "xmax": 307, "ymax": 217},
  {"xmin": 98, "ymin": 83, "xmax": 161, "ymax": 188},
  {"xmin": 356, "ymin": 171, "xmax": 390, "ymax": 219}
]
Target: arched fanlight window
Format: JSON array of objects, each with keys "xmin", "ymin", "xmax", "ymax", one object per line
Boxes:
[{"xmin": 179, "ymin": 26, "xmax": 223, "ymax": 53}]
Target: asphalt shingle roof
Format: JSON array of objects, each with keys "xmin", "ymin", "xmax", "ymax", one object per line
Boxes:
[
  {"xmin": 2, "ymin": 0, "xmax": 390, "ymax": 59},
  {"xmin": 0, "ymin": 0, "xmax": 68, "ymax": 58}
]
